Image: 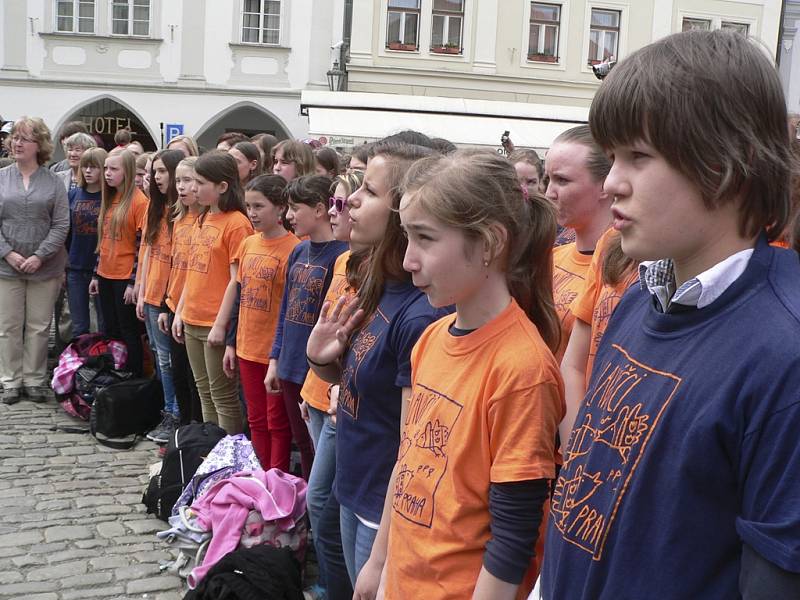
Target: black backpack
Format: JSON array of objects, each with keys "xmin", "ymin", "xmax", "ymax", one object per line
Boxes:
[
  {"xmin": 90, "ymin": 377, "xmax": 164, "ymax": 449},
  {"xmin": 142, "ymin": 422, "xmax": 227, "ymax": 521}
]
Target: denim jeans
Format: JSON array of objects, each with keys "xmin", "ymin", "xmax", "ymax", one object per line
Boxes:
[
  {"xmin": 307, "ymin": 410, "xmax": 337, "ymax": 590},
  {"xmin": 318, "ymin": 487, "xmax": 353, "ymax": 600},
  {"xmin": 66, "ymin": 269, "xmax": 104, "ymax": 337},
  {"xmin": 143, "ymin": 303, "xmax": 177, "ymax": 415},
  {"xmin": 339, "ymin": 504, "xmax": 379, "ymax": 585}
]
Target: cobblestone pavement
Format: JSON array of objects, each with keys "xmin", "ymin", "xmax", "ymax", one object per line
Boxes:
[{"xmin": 0, "ymin": 398, "xmax": 184, "ymax": 600}]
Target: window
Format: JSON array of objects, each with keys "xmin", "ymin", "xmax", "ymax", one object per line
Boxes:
[
  {"xmin": 242, "ymin": 0, "xmax": 281, "ymax": 45},
  {"xmin": 682, "ymin": 18, "xmax": 711, "ymax": 32},
  {"xmin": 111, "ymin": 0, "xmax": 150, "ymax": 36},
  {"xmin": 431, "ymin": 0, "xmax": 463, "ymax": 53},
  {"xmin": 55, "ymin": 0, "xmax": 95, "ymax": 33},
  {"xmin": 588, "ymin": 8, "xmax": 620, "ymax": 65},
  {"xmin": 529, "ymin": 3, "xmax": 560, "ymax": 62},
  {"xmin": 721, "ymin": 21, "xmax": 749, "ymax": 36},
  {"xmin": 387, "ymin": 0, "xmax": 420, "ymax": 51},
  {"xmin": 682, "ymin": 17, "xmax": 749, "ymax": 36}
]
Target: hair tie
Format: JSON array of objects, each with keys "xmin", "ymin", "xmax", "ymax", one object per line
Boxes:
[{"xmin": 520, "ymin": 185, "xmax": 529, "ymax": 202}]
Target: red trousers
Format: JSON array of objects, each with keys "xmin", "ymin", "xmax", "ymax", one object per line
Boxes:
[
  {"xmin": 238, "ymin": 358, "xmax": 291, "ymax": 472},
  {"xmin": 280, "ymin": 379, "xmax": 315, "ymax": 481}
]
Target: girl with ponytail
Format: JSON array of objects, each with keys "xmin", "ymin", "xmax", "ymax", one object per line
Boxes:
[{"xmin": 349, "ymin": 150, "xmax": 565, "ymax": 599}]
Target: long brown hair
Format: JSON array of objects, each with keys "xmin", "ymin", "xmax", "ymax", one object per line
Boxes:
[
  {"xmin": 601, "ymin": 230, "xmax": 637, "ymax": 286},
  {"xmin": 97, "ymin": 149, "xmax": 137, "ymax": 251},
  {"xmin": 400, "ymin": 149, "xmax": 561, "ymax": 352},
  {"xmin": 144, "ymin": 149, "xmax": 184, "ymax": 244},
  {"xmin": 356, "ymin": 142, "xmax": 433, "ymax": 320},
  {"xmin": 194, "ymin": 151, "xmax": 246, "ymax": 223}
]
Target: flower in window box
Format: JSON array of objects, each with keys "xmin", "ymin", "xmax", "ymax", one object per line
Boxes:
[
  {"xmin": 528, "ymin": 52, "xmax": 558, "ymax": 63},
  {"xmin": 431, "ymin": 43, "xmax": 461, "ymax": 55},
  {"xmin": 388, "ymin": 41, "xmax": 417, "ymax": 51}
]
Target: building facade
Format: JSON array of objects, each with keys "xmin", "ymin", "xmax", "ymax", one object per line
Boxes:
[
  {"xmin": 780, "ymin": 0, "xmax": 800, "ymax": 115},
  {"xmin": 0, "ymin": 0, "xmax": 345, "ymax": 155},
  {"xmin": 304, "ymin": 0, "xmax": 784, "ymax": 150}
]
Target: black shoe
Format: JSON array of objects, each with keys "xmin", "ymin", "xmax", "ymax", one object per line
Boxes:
[
  {"xmin": 24, "ymin": 386, "xmax": 52, "ymax": 403},
  {"xmin": 2, "ymin": 388, "xmax": 22, "ymax": 405}
]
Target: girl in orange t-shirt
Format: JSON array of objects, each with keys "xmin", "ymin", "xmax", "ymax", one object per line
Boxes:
[
  {"xmin": 134, "ymin": 149, "xmax": 185, "ymax": 443},
  {"xmin": 89, "ymin": 149, "xmax": 148, "ymax": 376},
  {"xmin": 349, "ymin": 151, "xmax": 565, "ymax": 600},
  {"xmin": 172, "ymin": 152, "xmax": 253, "ymax": 435},
  {"xmin": 157, "ymin": 156, "xmax": 202, "ymax": 426},
  {"xmin": 221, "ymin": 174, "xmax": 299, "ymax": 468}
]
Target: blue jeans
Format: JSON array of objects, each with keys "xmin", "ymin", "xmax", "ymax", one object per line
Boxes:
[
  {"xmin": 66, "ymin": 269, "xmax": 104, "ymax": 337},
  {"xmin": 144, "ymin": 303, "xmax": 177, "ymax": 416},
  {"xmin": 339, "ymin": 504, "xmax": 379, "ymax": 586},
  {"xmin": 307, "ymin": 410, "xmax": 338, "ymax": 589}
]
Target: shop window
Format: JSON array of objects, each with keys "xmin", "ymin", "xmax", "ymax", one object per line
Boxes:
[
  {"xmin": 55, "ymin": 0, "xmax": 95, "ymax": 34},
  {"xmin": 111, "ymin": 0, "xmax": 150, "ymax": 37},
  {"xmin": 387, "ymin": 0, "xmax": 420, "ymax": 51},
  {"xmin": 242, "ymin": 0, "xmax": 282, "ymax": 45},
  {"xmin": 588, "ymin": 8, "xmax": 620, "ymax": 65},
  {"xmin": 431, "ymin": 0, "xmax": 463, "ymax": 54},
  {"xmin": 529, "ymin": 2, "xmax": 561, "ymax": 62}
]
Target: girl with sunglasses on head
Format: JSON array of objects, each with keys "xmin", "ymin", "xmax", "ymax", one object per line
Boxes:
[
  {"xmin": 302, "ymin": 170, "xmax": 365, "ymax": 600},
  {"xmin": 350, "ymin": 150, "xmax": 564, "ymax": 600},
  {"xmin": 306, "ymin": 142, "xmax": 447, "ymax": 587},
  {"xmin": 221, "ymin": 174, "xmax": 300, "ymax": 469}
]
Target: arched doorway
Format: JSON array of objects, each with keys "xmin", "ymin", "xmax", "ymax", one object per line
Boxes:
[
  {"xmin": 57, "ymin": 96, "xmax": 158, "ymax": 156},
  {"xmin": 195, "ymin": 102, "xmax": 291, "ymax": 151}
]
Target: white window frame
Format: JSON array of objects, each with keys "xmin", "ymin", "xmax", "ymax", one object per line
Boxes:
[
  {"xmin": 528, "ymin": 2, "xmax": 562, "ymax": 63},
  {"xmin": 521, "ymin": 0, "xmax": 569, "ymax": 71},
  {"xmin": 430, "ymin": 0, "xmax": 464, "ymax": 53},
  {"xmin": 109, "ymin": 0, "xmax": 151, "ymax": 38},
  {"xmin": 679, "ymin": 13, "xmax": 753, "ymax": 37},
  {"xmin": 240, "ymin": 0, "xmax": 282, "ymax": 45},
  {"xmin": 386, "ymin": 0, "xmax": 421, "ymax": 51},
  {"xmin": 54, "ymin": 0, "xmax": 96, "ymax": 34},
  {"xmin": 587, "ymin": 7, "xmax": 620, "ymax": 64},
  {"xmin": 581, "ymin": 2, "xmax": 628, "ymax": 75}
]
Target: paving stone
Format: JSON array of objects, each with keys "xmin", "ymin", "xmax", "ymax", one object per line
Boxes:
[
  {"xmin": 0, "ymin": 570, "xmax": 23, "ymax": 584},
  {"xmin": 96, "ymin": 521, "xmax": 126, "ymax": 538},
  {"xmin": 115, "ymin": 563, "xmax": 160, "ymax": 580},
  {"xmin": 27, "ymin": 559, "xmax": 88, "ymax": 581},
  {"xmin": 60, "ymin": 571, "xmax": 113, "ymax": 587},
  {"xmin": 126, "ymin": 575, "xmax": 183, "ymax": 594},
  {"xmin": 43, "ymin": 525, "xmax": 93, "ymax": 543},
  {"xmin": 125, "ymin": 519, "xmax": 162, "ymax": 535},
  {"xmin": 61, "ymin": 585, "xmax": 126, "ymax": 600},
  {"xmin": 0, "ymin": 530, "xmax": 42, "ymax": 547},
  {"xmin": 0, "ymin": 581, "xmax": 58, "ymax": 596},
  {"xmin": 89, "ymin": 555, "xmax": 129, "ymax": 570}
]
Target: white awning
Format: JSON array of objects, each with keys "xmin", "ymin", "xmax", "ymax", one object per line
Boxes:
[{"xmin": 301, "ymin": 91, "xmax": 588, "ymax": 151}]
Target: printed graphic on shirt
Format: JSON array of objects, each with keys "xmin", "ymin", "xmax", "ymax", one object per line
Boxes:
[
  {"xmin": 339, "ymin": 311, "xmax": 385, "ymax": 420},
  {"xmin": 171, "ymin": 223, "xmax": 194, "ymax": 271},
  {"xmin": 285, "ymin": 263, "xmax": 328, "ymax": 326},
  {"xmin": 150, "ymin": 221, "xmax": 171, "ymax": 264},
  {"xmin": 72, "ymin": 199, "xmax": 99, "ymax": 235},
  {"xmin": 188, "ymin": 225, "xmax": 221, "ymax": 274},
  {"xmin": 551, "ymin": 344, "xmax": 682, "ymax": 559},
  {"xmin": 590, "ymin": 290, "xmax": 626, "ymax": 355},
  {"xmin": 240, "ymin": 253, "xmax": 280, "ymax": 313},
  {"xmin": 391, "ymin": 383, "xmax": 463, "ymax": 528},
  {"xmin": 553, "ymin": 267, "xmax": 584, "ymax": 322},
  {"xmin": 100, "ymin": 212, "xmax": 122, "ymax": 242}
]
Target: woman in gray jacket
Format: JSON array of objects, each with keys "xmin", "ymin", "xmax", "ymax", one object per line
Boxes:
[{"xmin": 0, "ymin": 117, "xmax": 69, "ymax": 404}]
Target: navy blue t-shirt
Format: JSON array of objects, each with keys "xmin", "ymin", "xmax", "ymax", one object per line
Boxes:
[
  {"xmin": 67, "ymin": 186, "xmax": 102, "ymax": 271},
  {"xmin": 270, "ymin": 239, "xmax": 348, "ymax": 384},
  {"xmin": 335, "ymin": 281, "xmax": 449, "ymax": 523},
  {"xmin": 542, "ymin": 236, "xmax": 800, "ymax": 599}
]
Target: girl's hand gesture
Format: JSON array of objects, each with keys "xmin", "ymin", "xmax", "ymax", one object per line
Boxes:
[
  {"xmin": 222, "ymin": 346, "xmax": 237, "ymax": 379},
  {"xmin": 172, "ymin": 312, "xmax": 185, "ymax": 344},
  {"xmin": 207, "ymin": 323, "xmax": 225, "ymax": 346},
  {"xmin": 306, "ymin": 296, "xmax": 364, "ymax": 367}
]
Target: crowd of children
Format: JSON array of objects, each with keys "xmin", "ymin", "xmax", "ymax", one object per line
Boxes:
[{"xmin": 1, "ymin": 29, "xmax": 799, "ymax": 600}]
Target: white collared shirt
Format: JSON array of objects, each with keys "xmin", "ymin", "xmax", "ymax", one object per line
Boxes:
[{"xmin": 639, "ymin": 248, "xmax": 755, "ymax": 313}]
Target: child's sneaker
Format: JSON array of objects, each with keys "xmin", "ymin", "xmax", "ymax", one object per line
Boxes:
[{"xmin": 146, "ymin": 412, "xmax": 178, "ymax": 444}]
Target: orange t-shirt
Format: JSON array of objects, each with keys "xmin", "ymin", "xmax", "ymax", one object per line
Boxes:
[
  {"xmin": 96, "ymin": 189, "xmax": 148, "ymax": 280},
  {"xmin": 180, "ymin": 211, "xmax": 254, "ymax": 327},
  {"xmin": 142, "ymin": 215, "xmax": 173, "ymax": 307},
  {"xmin": 384, "ymin": 299, "xmax": 564, "ymax": 600},
  {"xmin": 234, "ymin": 231, "xmax": 301, "ymax": 364},
  {"xmin": 165, "ymin": 212, "xmax": 198, "ymax": 312},
  {"xmin": 570, "ymin": 229, "xmax": 639, "ymax": 383},
  {"xmin": 301, "ymin": 250, "xmax": 354, "ymax": 412},
  {"xmin": 552, "ymin": 242, "xmax": 593, "ymax": 361}
]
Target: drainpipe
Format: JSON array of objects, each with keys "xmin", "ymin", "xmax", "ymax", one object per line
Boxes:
[{"xmin": 340, "ymin": 0, "xmax": 353, "ymax": 90}]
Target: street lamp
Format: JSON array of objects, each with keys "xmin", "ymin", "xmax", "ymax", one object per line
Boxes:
[{"xmin": 327, "ymin": 60, "xmax": 346, "ymax": 92}]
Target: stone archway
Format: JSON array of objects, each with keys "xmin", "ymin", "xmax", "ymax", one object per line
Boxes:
[{"xmin": 195, "ymin": 101, "xmax": 292, "ymax": 151}]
